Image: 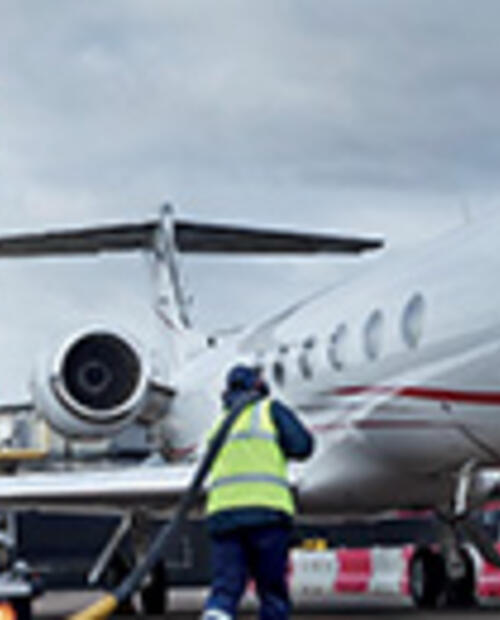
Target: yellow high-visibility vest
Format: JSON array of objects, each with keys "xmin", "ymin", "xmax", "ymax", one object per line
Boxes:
[{"xmin": 206, "ymin": 398, "xmax": 295, "ymax": 516}]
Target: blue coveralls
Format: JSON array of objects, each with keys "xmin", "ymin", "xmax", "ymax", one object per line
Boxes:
[{"xmin": 203, "ymin": 391, "xmax": 314, "ymax": 620}]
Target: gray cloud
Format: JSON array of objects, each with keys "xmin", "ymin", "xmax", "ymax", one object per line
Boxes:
[{"xmin": 4, "ymin": 0, "xmax": 500, "ymax": 208}]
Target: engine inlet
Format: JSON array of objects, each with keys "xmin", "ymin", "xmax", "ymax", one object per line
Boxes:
[{"xmin": 60, "ymin": 333, "xmax": 141, "ymax": 411}]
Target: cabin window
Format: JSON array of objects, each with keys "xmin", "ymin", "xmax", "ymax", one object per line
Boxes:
[
  {"xmin": 303, "ymin": 336, "xmax": 316, "ymax": 350},
  {"xmin": 402, "ymin": 293, "xmax": 425, "ymax": 349},
  {"xmin": 298, "ymin": 337, "xmax": 316, "ymax": 380},
  {"xmin": 273, "ymin": 361, "xmax": 286, "ymax": 386},
  {"xmin": 364, "ymin": 310, "xmax": 384, "ymax": 360},
  {"xmin": 298, "ymin": 352, "xmax": 313, "ymax": 379},
  {"xmin": 328, "ymin": 323, "xmax": 348, "ymax": 370}
]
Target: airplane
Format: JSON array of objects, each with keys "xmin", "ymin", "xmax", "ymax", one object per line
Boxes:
[{"xmin": 0, "ymin": 204, "xmax": 499, "ymax": 610}]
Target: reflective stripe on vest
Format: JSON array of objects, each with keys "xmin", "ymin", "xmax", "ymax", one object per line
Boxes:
[
  {"xmin": 209, "ymin": 473, "xmax": 290, "ymax": 492},
  {"xmin": 206, "ymin": 398, "xmax": 294, "ymax": 516},
  {"xmin": 229, "ymin": 431, "xmax": 275, "ymax": 442}
]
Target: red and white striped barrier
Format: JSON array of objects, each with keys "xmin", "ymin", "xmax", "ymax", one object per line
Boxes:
[
  {"xmin": 288, "ymin": 545, "xmax": 500, "ymax": 599},
  {"xmin": 472, "ymin": 543, "xmax": 500, "ymax": 598}
]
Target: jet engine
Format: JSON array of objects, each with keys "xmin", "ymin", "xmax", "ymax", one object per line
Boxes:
[{"xmin": 31, "ymin": 327, "xmax": 152, "ymax": 439}]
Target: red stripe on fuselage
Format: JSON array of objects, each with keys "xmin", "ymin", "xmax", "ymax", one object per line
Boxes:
[
  {"xmin": 329, "ymin": 386, "xmax": 500, "ymax": 406},
  {"xmin": 311, "ymin": 419, "xmax": 455, "ymax": 433}
]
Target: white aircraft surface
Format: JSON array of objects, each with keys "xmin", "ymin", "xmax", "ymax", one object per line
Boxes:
[{"xmin": 0, "ymin": 204, "xmax": 499, "ymax": 608}]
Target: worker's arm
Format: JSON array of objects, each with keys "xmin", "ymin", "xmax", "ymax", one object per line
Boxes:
[{"xmin": 270, "ymin": 400, "xmax": 314, "ymax": 460}]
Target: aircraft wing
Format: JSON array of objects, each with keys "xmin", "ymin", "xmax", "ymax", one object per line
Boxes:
[
  {"xmin": 0, "ymin": 460, "xmax": 304, "ymax": 514},
  {"xmin": 0, "ymin": 463, "xmax": 198, "ymax": 513},
  {"xmin": 0, "ymin": 215, "xmax": 383, "ymax": 257}
]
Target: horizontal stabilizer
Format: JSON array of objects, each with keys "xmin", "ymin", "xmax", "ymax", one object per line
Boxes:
[
  {"xmin": 0, "ymin": 213, "xmax": 383, "ymax": 258},
  {"xmin": 175, "ymin": 221, "xmax": 383, "ymax": 254},
  {"xmin": 0, "ymin": 221, "xmax": 157, "ymax": 257}
]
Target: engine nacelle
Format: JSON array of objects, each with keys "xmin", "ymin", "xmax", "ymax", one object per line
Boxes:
[{"xmin": 32, "ymin": 326, "xmax": 152, "ymax": 439}]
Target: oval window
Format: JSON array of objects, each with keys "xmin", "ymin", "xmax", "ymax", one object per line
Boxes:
[
  {"xmin": 364, "ymin": 310, "xmax": 384, "ymax": 361},
  {"xmin": 273, "ymin": 361, "xmax": 286, "ymax": 386},
  {"xmin": 402, "ymin": 293, "xmax": 425, "ymax": 349},
  {"xmin": 328, "ymin": 323, "xmax": 348, "ymax": 370},
  {"xmin": 297, "ymin": 337, "xmax": 316, "ymax": 380},
  {"xmin": 298, "ymin": 351, "xmax": 313, "ymax": 379}
]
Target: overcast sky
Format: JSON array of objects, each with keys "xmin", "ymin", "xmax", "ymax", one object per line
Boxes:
[{"xmin": 1, "ymin": 1, "xmax": 500, "ymax": 399}]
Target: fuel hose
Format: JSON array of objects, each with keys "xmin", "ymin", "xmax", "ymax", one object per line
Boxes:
[{"xmin": 69, "ymin": 391, "xmax": 258, "ymax": 620}]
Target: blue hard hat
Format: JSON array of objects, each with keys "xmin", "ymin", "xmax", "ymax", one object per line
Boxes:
[{"xmin": 225, "ymin": 365, "xmax": 260, "ymax": 392}]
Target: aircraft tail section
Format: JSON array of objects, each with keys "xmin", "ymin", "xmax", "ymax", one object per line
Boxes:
[{"xmin": 0, "ymin": 204, "xmax": 383, "ymax": 363}]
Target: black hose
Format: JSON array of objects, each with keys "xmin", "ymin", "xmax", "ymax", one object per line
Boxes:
[{"xmin": 70, "ymin": 390, "xmax": 259, "ymax": 619}]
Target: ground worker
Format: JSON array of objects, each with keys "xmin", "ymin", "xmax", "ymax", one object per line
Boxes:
[{"xmin": 202, "ymin": 364, "xmax": 314, "ymax": 620}]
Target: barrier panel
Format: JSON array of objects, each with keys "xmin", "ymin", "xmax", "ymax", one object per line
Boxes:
[{"xmin": 289, "ymin": 545, "xmax": 500, "ymax": 599}]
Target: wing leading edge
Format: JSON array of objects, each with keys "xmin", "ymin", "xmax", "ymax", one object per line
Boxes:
[{"xmin": 0, "ymin": 208, "xmax": 383, "ymax": 257}]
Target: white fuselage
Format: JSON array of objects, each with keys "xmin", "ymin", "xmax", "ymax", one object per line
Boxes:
[{"xmin": 168, "ymin": 214, "xmax": 500, "ymax": 517}]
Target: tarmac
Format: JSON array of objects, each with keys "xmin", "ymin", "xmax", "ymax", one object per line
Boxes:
[{"xmin": 32, "ymin": 590, "xmax": 500, "ymax": 619}]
